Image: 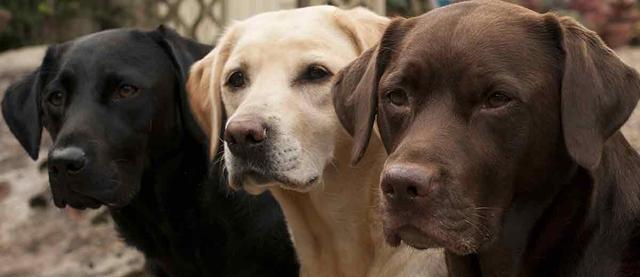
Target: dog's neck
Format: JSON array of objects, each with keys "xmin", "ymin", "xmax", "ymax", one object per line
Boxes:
[
  {"xmin": 270, "ymin": 130, "xmax": 443, "ymax": 277},
  {"xmin": 269, "ymin": 131, "xmax": 385, "ymax": 276},
  {"xmin": 459, "ymin": 132, "xmax": 640, "ymax": 277},
  {"xmin": 109, "ymin": 119, "xmax": 209, "ymax": 261},
  {"xmin": 571, "ymin": 132, "xmax": 640, "ymax": 276}
]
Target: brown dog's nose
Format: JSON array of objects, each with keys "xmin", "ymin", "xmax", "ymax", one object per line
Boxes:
[
  {"xmin": 224, "ymin": 116, "xmax": 267, "ymax": 146},
  {"xmin": 381, "ymin": 165, "xmax": 441, "ymax": 203}
]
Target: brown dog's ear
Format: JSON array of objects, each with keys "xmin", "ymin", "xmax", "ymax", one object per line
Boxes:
[
  {"xmin": 553, "ymin": 15, "xmax": 640, "ymax": 169},
  {"xmin": 333, "ymin": 46, "xmax": 380, "ymax": 164},
  {"xmin": 186, "ymin": 27, "xmax": 237, "ymax": 158},
  {"xmin": 333, "ymin": 18, "xmax": 408, "ymax": 164},
  {"xmin": 331, "ymin": 8, "xmax": 390, "ymax": 165}
]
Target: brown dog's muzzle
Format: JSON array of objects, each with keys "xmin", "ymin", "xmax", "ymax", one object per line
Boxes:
[
  {"xmin": 380, "ymin": 148, "xmax": 493, "ymax": 254},
  {"xmin": 380, "ymin": 162, "xmax": 452, "ymax": 249}
]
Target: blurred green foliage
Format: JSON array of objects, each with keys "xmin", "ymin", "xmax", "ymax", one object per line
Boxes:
[{"xmin": 0, "ymin": 0, "xmax": 134, "ymax": 51}]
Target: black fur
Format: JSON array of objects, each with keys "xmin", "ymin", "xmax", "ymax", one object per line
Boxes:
[{"xmin": 1, "ymin": 26, "xmax": 298, "ymax": 276}]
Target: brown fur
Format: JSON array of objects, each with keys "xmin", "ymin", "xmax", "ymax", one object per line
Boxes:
[{"xmin": 333, "ymin": 1, "xmax": 640, "ymax": 276}]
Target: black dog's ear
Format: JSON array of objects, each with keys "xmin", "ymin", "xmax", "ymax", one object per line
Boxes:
[
  {"xmin": 332, "ymin": 18, "xmax": 407, "ymax": 164},
  {"xmin": 149, "ymin": 25, "xmax": 213, "ymax": 144},
  {"xmin": 2, "ymin": 68, "xmax": 43, "ymax": 160},
  {"xmin": 551, "ymin": 15, "xmax": 640, "ymax": 169}
]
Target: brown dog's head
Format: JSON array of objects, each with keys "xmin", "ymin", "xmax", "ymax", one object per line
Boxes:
[{"xmin": 333, "ymin": 0, "xmax": 640, "ymax": 255}]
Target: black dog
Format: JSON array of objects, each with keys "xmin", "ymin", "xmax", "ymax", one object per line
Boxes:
[
  {"xmin": 333, "ymin": 1, "xmax": 640, "ymax": 276},
  {"xmin": 2, "ymin": 26, "xmax": 298, "ymax": 276}
]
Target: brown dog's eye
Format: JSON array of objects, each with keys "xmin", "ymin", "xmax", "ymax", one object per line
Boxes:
[
  {"xmin": 48, "ymin": 91, "xmax": 65, "ymax": 107},
  {"xmin": 302, "ymin": 65, "xmax": 331, "ymax": 82},
  {"xmin": 227, "ymin": 71, "xmax": 247, "ymax": 89},
  {"xmin": 114, "ymin": 84, "xmax": 140, "ymax": 100},
  {"xmin": 386, "ymin": 90, "xmax": 408, "ymax": 106},
  {"xmin": 483, "ymin": 92, "xmax": 512, "ymax": 109}
]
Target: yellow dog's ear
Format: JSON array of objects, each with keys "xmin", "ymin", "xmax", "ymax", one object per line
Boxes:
[
  {"xmin": 333, "ymin": 7, "xmax": 390, "ymax": 54},
  {"xmin": 186, "ymin": 28, "xmax": 237, "ymax": 158},
  {"xmin": 187, "ymin": 51, "xmax": 214, "ymax": 140}
]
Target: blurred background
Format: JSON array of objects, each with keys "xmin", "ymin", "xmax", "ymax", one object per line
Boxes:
[
  {"xmin": 1, "ymin": 0, "xmax": 640, "ymax": 276},
  {"xmin": 2, "ymin": 0, "xmax": 640, "ymax": 50}
]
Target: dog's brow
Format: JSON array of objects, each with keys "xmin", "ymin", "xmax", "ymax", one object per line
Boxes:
[
  {"xmin": 47, "ymin": 70, "xmax": 76, "ymax": 91},
  {"xmin": 103, "ymin": 69, "xmax": 148, "ymax": 86},
  {"xmin": 381, "ymin": 72, "xmax": 406, "ymax": 89}
]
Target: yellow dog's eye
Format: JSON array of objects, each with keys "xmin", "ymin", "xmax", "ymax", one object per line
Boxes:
[
  {"xmin": 299, "ymin": 65, "xmax": 331, "ymax": 83},
  {"xmin": 227, "ymin": 71, "xmax": 247, "ymax": 89},
  {"xmin": 114, "ymin": 84, "xmax": 140, "ymax": 100}
]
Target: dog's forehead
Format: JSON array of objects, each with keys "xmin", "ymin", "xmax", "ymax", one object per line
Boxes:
[
  {"xmin": 386, "ymin": 1, "xmax": 555, "ymax": 86},
  {"xmin": 38, "ymin": 29, "xmax": 176, "ymax": 91},
  {"xmin": 418, "ymin": 0, "xmax": 539, "ymax": 26},
  {"xmin": 238, "ymin": 5, "xmax": 339, "ymax": 33},
  {"xmin": 62, "ymin": 29, "xmax": 170, "ymax": 70},
  {"xmin": 229, "ymin": 6, "xmax": 356, "ymax": 62},
  {"xmin": 406, "ymin": 1, "xmax": 542, "ymax": 54},
  {"xmin": 218, "ymin": 8, "xmax": 363, "ymax": 83}
]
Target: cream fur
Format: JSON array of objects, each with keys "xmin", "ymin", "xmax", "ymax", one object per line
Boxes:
[{"xmin": 187, "ymin": 6, "xmax": 446, "ymax": 277}]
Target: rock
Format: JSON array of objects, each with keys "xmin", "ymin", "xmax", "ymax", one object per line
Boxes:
[
  {"xmin": 0, "ymin": 181, "xmax": 10, "ymax": 202},
  {"xmin": 28, "ymin": 192, "xmax": 48, "ymax": 209}
]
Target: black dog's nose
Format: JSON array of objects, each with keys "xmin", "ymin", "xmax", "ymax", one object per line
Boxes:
[
  {"xmin": 49, "ymin": 147, "xmax": 87, "ymax": 175},
  {"xmin": 224, "ymin": 116, "xmax": 267, "ymax": 147},
  {"xmin": 381, "ymin": 165, "xmax": 441, "ymax": 203}
]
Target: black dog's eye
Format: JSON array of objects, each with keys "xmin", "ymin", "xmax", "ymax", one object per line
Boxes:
[
  {"xmin": 301, "ymin": 65, "xmax": 331, "ymax": 82},
  {"xmin": 114, "ymin": 84, "xmax": 140, "ymax": 100},
  {"xmin": 483, "ymin": 92, "xmax": 512, "ymax": 109},
  {"xmin": 386, "ymin": 90, "xmax": 408, "ymax": 106},
  {"xmin": 227, "ymin": 71, "xmax": 247, "ymax": 89},
  {"xmin": 48, "ymin": 91, "xmax": 65, "ymax": 107}
]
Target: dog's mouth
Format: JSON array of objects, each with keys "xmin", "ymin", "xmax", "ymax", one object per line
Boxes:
[
  {"xmin": 51, "ymin": 188, "xmax": 134, "ymax": 210},
  {"xmin": 49, "ymin": 177, "xmax": 139, "ymax": 210},
  {"xmin": 225, "ymin": 143, "xmax": 323, "ymax": 193},
  {"xmin": 52, "ymin": 192, "xmax": 103, "ymax": 210},
  {"xmin": 384, "ymin": 219, "xmax": 491, "ymax": 255},
  {"xmin": 386, "ymin": 225, "xmax": 442, "ymax": 250},
  {"xmin": 231, "ymin": 168, "xmax": 321, "ymax": 193}
]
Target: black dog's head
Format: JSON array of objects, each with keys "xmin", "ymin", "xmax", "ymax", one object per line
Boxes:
[{"xmin": 2, "ymin": 26, "xmax": 211, "ymax": 209}]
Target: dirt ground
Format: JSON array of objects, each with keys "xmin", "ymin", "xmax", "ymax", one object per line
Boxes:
[{"xmin": 2, "ymin": 45, "xmax": 640, "ymax": 277}]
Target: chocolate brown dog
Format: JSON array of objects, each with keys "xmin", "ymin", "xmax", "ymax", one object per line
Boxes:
[{"xmin": 333, "ymin": 1, "xmax": 640, "ymax": 276}]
